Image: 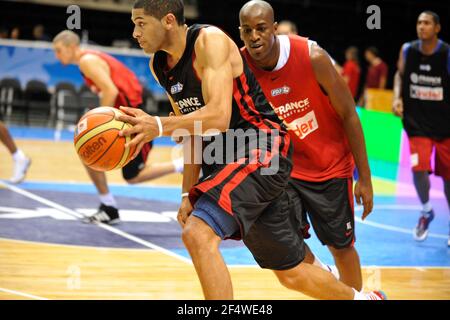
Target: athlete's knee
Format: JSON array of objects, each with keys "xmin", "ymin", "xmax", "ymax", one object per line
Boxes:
[
  {"xmin": 328, "ymin": 245, "xmax": 355, "ymax": 256},
  {"xmin": 274, "ymin": 264, "xmax": 307, "ymax": 291},
  {"xmin": 125, "ymin": 177, "xmax": 139, "ymax": 185},
  {"xmin": 182, "ymin": 217, "xmax": 220, "ymax": 252}
]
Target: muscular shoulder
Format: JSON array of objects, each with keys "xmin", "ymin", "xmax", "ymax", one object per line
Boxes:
[
  {"xmin": 309, "ymin": 43, "xmax": 333, "ymax": 70},
  {"xmin": 195, "ymin": 27, "xmax": 229, "ymax": 52},
  {"xmin": 79, "ymin": 53, "xmax": 103, "ymax": 71}
]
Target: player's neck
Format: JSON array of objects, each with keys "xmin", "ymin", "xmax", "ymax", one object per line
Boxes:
[
  {"xmin": 164, "ymin": 24, "xmax": 188, "ymax": 69},
  {"xmin": 256, "ymin": 36, "xmax": 280, "ymax": 71},
  {"xmin": 420, "ymin": 37, "xmax": 439, "ymax": 55},
  {"xmin": 73, "ymin": 48, "xmax": 84, "ymax": 65}
]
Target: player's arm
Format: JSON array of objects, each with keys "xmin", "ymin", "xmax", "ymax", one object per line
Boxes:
[
  {"xmin": 392, "ymin": 43, "xmax": 407, "ymax": 117},
  {"xmin": 161, "ymin": 29, "xmax": 233, "ymax": 134},
  {"xmin": 117, "ymin": 29, "xmax": 233, "ymax": 155},
  {"xmin": 310, "ymin": 43, "xmax": 373, "ymax": 220},
  {"xmin": 79, "ymin": 55, "xmax": 119, "ymax": 107}
]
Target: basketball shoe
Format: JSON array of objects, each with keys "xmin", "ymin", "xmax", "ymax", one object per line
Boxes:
[
  {"xmin": 10, "ymin": 156, "xmax": 31, "ymax": 184},
  {"xmin": 83, "ymin": 204, "xmax": 120, "ymax": 225},
  {"xmin": 413, "ymin": 210, "xmax": 434, "ymax": 241},
  {"xmin": 364, "ymin": 290, "xmax": 387, "ymax": 300}
]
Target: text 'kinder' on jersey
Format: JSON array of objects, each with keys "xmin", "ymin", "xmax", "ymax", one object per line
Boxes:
[{"xmin": 242, "ymin": 35, "xmax": 354, "ymax": 182}]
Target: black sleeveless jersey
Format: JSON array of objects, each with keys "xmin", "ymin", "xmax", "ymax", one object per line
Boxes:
[
  {"xmin": 151, "ymin": 24, "xmax": 291, "ymax": 176},
  {"xmin": 402, "ymin": 40, "xmax": 450, "ymax": 139}
]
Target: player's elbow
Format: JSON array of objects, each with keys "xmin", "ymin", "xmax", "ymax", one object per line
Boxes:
[
  {"xmin": 204, "ymin": 105, "xmax": 230, "ymax": 132},
  {"xmin": 104, "ymin": 87, "xmax": 119, "ymax": 100}
]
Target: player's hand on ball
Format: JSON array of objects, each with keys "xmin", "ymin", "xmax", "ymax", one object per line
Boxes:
[
  {"xmin": 177, "ymin": 196, "xmax": 193, "ymax": 228},
  {"xmin": 117, "ymin": 106, "xmax": 160, "ymax": 159}
]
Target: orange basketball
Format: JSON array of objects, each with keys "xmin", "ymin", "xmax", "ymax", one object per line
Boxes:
[{"xmin": 74, "ymin": 106, "xmax": 136, "ymax": 171}]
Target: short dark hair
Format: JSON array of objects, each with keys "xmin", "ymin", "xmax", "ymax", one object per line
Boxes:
[
  {"xmin": 420, "ymin": 10, "xmax": 440, "ymax": 25},
  {"xmin": 134, "ymin": 0, "xmax": 185, "ymax": 25},
  {"xmin": 366, "ymin": 46, "xmax": 379, "ymax": 57}
]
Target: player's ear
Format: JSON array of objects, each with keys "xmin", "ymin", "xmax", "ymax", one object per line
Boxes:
[
  {"xmin": 238, "ymin": 26, "xmax": 244, "ymax": 41},
  {"xmin": 273, "ymin": 22, "xmax": 278, "ymax": 33},
  {"xmin": 162, "ymin": 13, "xmax": 177, "ymax": 30},
  {"xmin": 435, "ymin": 23, "xmax": 441, "ymax": 34}
]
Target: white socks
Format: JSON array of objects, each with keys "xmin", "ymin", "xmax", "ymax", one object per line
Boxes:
[
  {"xmin": 422, "ymin": 202, "xmax": 432, "ymax": 213},
  {"xmin": 353, "ymin": 288, "xmax": 366, "ymax": 300},
  {"xmin": 12, "ymin": 149, "xmax": 26, "ymax": 162},
  {"xmin": 312, "ymin": 255, "xmax": 327, "ymax": 270},
  {"xmin": 172, "ymin": 157, "xmax": 184, "ymax": 173},
  {"xmin": 99, "ymin": 193, "xmax": 117, "ymax": 208}
]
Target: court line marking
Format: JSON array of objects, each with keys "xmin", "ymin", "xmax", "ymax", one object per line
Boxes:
[
  {"xmin": 0, "ymin": 181, "xmax": 192, "ymax": 265},
  {"xmin": 19, "ymin": 180, "xmax": 181, "ymax": 189},
  {"xmin": 354, "ymin": 205, "xmax": 448, "ymax": 239},
  {"xmin": 1, "ymin": 182, "xmax": 447, "ymax": 267},
  {"xmin": 0, "ymin": 287, "xmax": 49, "ymax": 300},
  {"xmin": 0, "ymin": 237, "xmax": 166, "ymax": 252}
]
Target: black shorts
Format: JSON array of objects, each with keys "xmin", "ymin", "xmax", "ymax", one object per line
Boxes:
[
  {"xmin": 121, "ymin": 141, "xmax": 153, "ymax": 180},
  {"xmin": 243, "ymin": 188, "xmax": 305, "ymax": 270},
  {"xmin": 289, "ymin": 177, "xmax": 355, "ymax": 249},
  {"xmin": 189, "ymin": 154, "xmax": 306, "ymax": 270}
]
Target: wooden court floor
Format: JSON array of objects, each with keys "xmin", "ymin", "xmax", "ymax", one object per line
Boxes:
[{"xmin": 1, "ymin": 139, "xmax": 449, "ymax": 300}]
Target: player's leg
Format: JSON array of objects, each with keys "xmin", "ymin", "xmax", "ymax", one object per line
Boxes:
[
  {"xmin": 0, "ymin": 121, "xmax": 31, "ymax": 183},
  {"xmin": 123, "ymin": 142, "xmax": 183, "ymax": 184},
  {"xmin": 0, "ymin": 121, "xmax": 17, "ymax": 154},
  {"xmin": 291, "ymin": 178, "xmax": 362, "ymax": 289},
  {"xmin": 434, "ymin": 138, "xmax": 450, "ymax": 246},
  {"xmin": 274, "ymin": 262, "xmax": 355, "ymax": 299},
  {"xmin": 83, "ymin": 164, "xmax": 119, "ymax": 224},
  {"xmin": 297, "ymin": 206, "xmax": 340, "ymax": 278},
  {"xmin": 327, "ymin": 246, "xmax": 362, "ymax": 290},
  {"xmin": 182, "ymin": 195, "xmax": 239, "ymax": 299},
  {"xmin": 245, "ymin": 191, "xmax": 384, "ymax": 300},
  {"xmin": 409, "ymin": 137, "xmax": 435, "ymax": 241}
]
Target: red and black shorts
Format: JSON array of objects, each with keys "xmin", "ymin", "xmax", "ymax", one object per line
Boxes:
[
  {"xmin": 289, "ymin": 177, "xmax": 356, "ymax": 249},
  {"xmin": 408, "ymin": 136, "xmax": 450, "ymax": 180},
  {"xmin": 189, "ymin": 155, "xmax": 306, "ymax": 270},
  {"xmin": 121, "ymin": 141, "xmax": 153, "ymax": 180}
]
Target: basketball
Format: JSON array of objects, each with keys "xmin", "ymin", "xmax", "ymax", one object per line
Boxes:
[{"xmin": 74, "ymin": 106, "xmax": 136, "ymax": 171}]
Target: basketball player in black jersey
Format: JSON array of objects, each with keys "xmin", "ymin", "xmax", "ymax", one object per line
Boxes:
[
  {"xmin": 117, "ymin": 0, "xmax": 385, "ymax": 300},
  {"xmin": 393, "ymin": 11, "xmax": 450, "ymax": 246}
]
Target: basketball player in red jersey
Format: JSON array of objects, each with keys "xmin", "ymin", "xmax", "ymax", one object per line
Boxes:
[
  {"xmin": 239, "ymin": 0, "xmax": 373, "ymax": 291},
  {"xmin": 52, "ymin": 30, "xmax": 183, "ymax": 224},
  {"xmin": 117, "ymin": 0, "xmax": 384, "ymax": 300}
]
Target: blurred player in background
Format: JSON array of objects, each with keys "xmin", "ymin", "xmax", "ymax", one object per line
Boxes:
[
  {"xmin": 393, "ymin": 11, "xmax": 450, "ymax": 246},
  {"xmin": 0, "ymin": 121, "xmax": 31, "ymax": 183},
  {"xmin": 53, "ymin": 30, "xmax": 183, "ymax": 225}
]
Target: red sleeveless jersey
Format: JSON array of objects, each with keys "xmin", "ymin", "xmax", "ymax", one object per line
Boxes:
[
  {"xmin": 242, "ymin": 35, "xmax": 354, "ymax": 182},
  {"xmin": 80, "ymin": 50, "xmax": 143, "ymax": 108}
]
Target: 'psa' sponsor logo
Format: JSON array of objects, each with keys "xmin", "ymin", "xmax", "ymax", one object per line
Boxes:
[
  {"xmin": 271, "ymin": 86, "xmax": 291, "ymax": 97},
  {"xmin": 170, "ymin": 82, "xmax": 184, "ymax": 94},
  {"xmin": 286, "ymin": 110, "xmax": 319, "ymax": 140}
]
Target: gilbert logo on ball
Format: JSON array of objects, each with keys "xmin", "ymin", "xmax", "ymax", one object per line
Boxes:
[{"xmin": 74, "ymin": 106, "xmax": 136, "ymax": 171}]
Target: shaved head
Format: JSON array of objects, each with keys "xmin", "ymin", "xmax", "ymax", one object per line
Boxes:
[
  {"xmin": 239, "ymin": 0, "xmax": 274, "ymax": 24},
  {"xmin": 53, "ymin": 30, "xmax": 80, "ymax": 46}
]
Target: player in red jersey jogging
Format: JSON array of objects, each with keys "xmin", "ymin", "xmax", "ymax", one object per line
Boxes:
[
  {"xmin": 239, "ymin": 0, "xmax": 374, "ymax": 291},
  {"xmin": 53, "ymin": 30, "xmax": 183, "ymax": 224}
]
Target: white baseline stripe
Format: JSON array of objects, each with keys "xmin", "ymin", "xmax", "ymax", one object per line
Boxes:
[
  {"xmin": 0, "ymin": 287, "xmax": 49, "ymax": 300},
  {"xmin": 0, "ymin": 181, "xmax": 192, "ymax": 264},
  {"xmin": 354, "ymin": 205, "xmax": 448, "ymax": 239}
]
